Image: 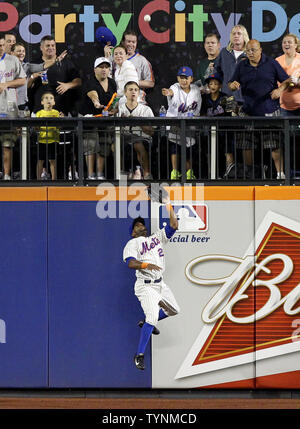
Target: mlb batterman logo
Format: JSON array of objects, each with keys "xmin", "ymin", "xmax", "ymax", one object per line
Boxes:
[
  {"xmin": 176, "ymin": 211, "xmax": 300, "ymax": 379},
  {"xmin": 160, "ymin": 203, "xmax": 208, "ymax": 232}
]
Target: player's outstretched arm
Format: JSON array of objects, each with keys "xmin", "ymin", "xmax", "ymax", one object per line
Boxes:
[
  {"xmin": 166, "ymin": 204, "xmax": 178, "ymax": 230},
  {"xmin": 128, "ymin": 259, "xmax": 162, "ymax": 271}
]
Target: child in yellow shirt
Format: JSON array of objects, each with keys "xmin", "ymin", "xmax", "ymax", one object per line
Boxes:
[{"xmin": 36, "ymin": 92, "xmax": 62, "ymax": 180}]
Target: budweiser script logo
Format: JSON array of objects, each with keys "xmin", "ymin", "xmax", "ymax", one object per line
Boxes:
[
  {"xmin": 186, "ymin": 253, "xmax": 300, "ymax": 325},
  {"xmin": 175, "ymin": 211, "xmax": 300, "ymax": 380}
]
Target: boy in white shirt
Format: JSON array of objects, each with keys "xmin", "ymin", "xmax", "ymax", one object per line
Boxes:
[{"xmin": 162, "ymin": 66, "xmax": 201, "ymax": 180}]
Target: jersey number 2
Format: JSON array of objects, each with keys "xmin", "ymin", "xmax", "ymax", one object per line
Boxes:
[{"xmin": 158, "ymin": 248, "xmax": 164, "ymax": 257}]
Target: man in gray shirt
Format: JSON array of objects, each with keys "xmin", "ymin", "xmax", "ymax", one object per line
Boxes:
[
  {"xmin": 122, "ymin": 30, "xmax": 155, "ymax": 105},
  {"xmin": 11, "ymin": 42, "xmax": 43, "ymax": 110},
  {"xmin": 0, "ymin": 35, "xmax": 26, "ymax": 180}
]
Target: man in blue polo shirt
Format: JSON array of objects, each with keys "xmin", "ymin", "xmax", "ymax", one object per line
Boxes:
[{"xmin": 228, "ymin": 39, "xmax": 290, "ymax": 179}]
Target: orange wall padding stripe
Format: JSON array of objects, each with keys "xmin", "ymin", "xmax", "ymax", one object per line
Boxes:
[
  {"xmin": 0, "ymin": 187, "xmax": 47, "ymax": 201},
  {"xmin": 0, "ymin": 185, "xmax": 299, "ymax": 202},
  {"xmin": 255, "ymin": 186, "xmax": 300, "ymax": 200},
  {"xmin": 48, "ymin": 186, "xmax": 255, "ymax": 201}
]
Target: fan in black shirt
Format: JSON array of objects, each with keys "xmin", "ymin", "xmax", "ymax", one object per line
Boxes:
[
  {"xmin": 78, "ymin": 57, "xmax": 117, "ymax": 180},
  {"xmin": 79, "ymin": 57, "xmax": 117, "ymax": 116},
  {"xmin": 29, "ymin": 35, "xmax": 82, "ymax": 115}
]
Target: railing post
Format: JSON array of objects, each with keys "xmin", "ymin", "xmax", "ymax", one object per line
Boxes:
[
  {"xmin": 284, "ymin": 119, "xmax": 290, "ymax": 185},
  {"xmin": 210, "ymin": 125, "xmax": 217, "ymax": 180},
  {"xmin": 180, "ymin": 119, "xmax": 186, "ymax": 183},
  {"xmin": 77, "ymin": 118, "xmax": 84, "ymax": 185},
  {"xmin": 115, "ymin": 123, "xmax": 121, "ymax": 180},
  {"xmin": 21, "ymin": 126, "xmax": 27, "ymax": 180}
]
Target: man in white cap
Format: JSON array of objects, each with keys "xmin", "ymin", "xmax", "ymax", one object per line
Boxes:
[
  {"xmin": 79, "ymin": 57, "xmax": 117, "ymax": 179},
  {"xmin": 80, "ymin": 57, "xmax": 117, "ymax": 114}
]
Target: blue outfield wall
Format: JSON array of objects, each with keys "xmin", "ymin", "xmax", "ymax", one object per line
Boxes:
[
  {"xmin": 48, "ymin": 199, "xmax": 151, "ymax": 388},
  {"xmin": 0, "ymin": 188, "xmax": 151, "ymax": 388},
  {"xmin": 0, "ymin": 195, "xmax": 48, "ymax": 387}
]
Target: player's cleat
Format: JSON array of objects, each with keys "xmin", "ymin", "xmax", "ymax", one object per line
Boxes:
[
  {"xmin": 170, "ymin": 169, "xmax": 181, "ymax": 180},
  {"xmin": 138, "ymin": 320, "xmax": 160, "ymax": 335},
  {"xmin": 186, "ymin": 169, "xmax": 196, "ymax": 180},
  {"xmin": 134, "ymin": 353, "xmax": 145, "ymax": 370}
]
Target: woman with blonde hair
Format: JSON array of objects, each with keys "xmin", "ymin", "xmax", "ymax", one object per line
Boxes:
[
  {"xmin": 227, "ymin": 24, "xmax": 249, "ymax": 50},
  {"xmin": 214, "ymin": 24, "xmax": 250, "ymax": 177},
  {"xmin": 275, "ymin": 33, "xmax": 300, "ymax": 116},
  {"xmin": 215, "ymin": 24, "xmax": 249, "ymax": 102}
]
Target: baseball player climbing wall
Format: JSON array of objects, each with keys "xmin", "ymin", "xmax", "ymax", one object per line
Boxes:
[{"xmin": 1, "ymin": 185, "xmax": 300, "ymax": 389}]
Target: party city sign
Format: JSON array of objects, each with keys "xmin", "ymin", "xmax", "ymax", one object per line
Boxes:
[{"xmin": 0, "ymin": 1, "xmax": 298, "ymax": 47}]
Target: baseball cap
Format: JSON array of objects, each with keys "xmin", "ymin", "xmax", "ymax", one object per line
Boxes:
[
  {"xmin": 129, "ymin": 217, "xmax": 145, "ymax": 237},
  {"xmin": 94, "ymin": 57, "xmax": 111, "ymax": 68},
  {"xmin": 177, "ymin": 66, "xmax": 193, "ymax": 77},
  {"xmin": 205, "ymin": 72, "xmax": 223, "ymax": 84},
  {"xmin": 95, "ymin": 26, "xmax": 117, "ymax": 47}
]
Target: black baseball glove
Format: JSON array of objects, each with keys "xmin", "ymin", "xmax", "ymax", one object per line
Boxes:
[
  {"xmin": 220, "ymin": 96, "xmax": 239, "ymax": 114},
  {"xmin": 146, "ymin": 184, "xmax": 170, "ymax": 204}
]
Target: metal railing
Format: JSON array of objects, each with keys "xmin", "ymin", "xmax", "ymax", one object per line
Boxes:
[{"xmin": 0, "ymin": 116, "xmax": 299, "ymax": 185}]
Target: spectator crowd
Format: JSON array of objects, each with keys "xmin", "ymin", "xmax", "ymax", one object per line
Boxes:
[{"xmin": 0, "ymin": 26, "xmax": 299, "ymax": 181}]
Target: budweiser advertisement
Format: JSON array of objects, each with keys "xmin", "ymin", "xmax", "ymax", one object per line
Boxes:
[{"xmin": 151, "ymin": 187, "xmax": 300, "ymax": 389}]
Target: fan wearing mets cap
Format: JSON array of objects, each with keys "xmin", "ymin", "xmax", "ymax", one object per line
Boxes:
[
  {"xmin": 123, "ymin": 204, "xmax": 180, "ymax": 370},
  {"xmin": 162, "ymin": 66, "xmax": 202, "ymax": 180}
]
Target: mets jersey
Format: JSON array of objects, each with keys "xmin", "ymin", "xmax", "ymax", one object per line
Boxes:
[
  {"xmin": 0, "ymin": 53, "xmax": 26, "ymax": 114},
  {"xmin": 166, "ymin": 83, "xmax": 202, "ymax": 146},
  {"xmin": 166, "ymin": 83, "xmax": 201, "ymax": 118},
  {"xmin": 123, "ymin": 227, "xmax": 174, "ymax": 281},
  {"xmin": 128, "ymin": 53, "xmax": 154, "ymax": 83}
]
